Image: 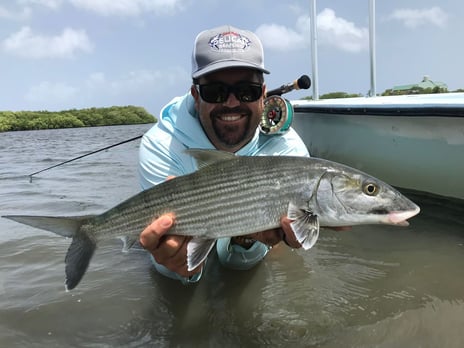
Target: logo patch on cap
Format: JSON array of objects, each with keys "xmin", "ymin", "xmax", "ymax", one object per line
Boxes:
[{"xmin": 208, "ymin": 31, "xmax": 251, "ymax": 52}]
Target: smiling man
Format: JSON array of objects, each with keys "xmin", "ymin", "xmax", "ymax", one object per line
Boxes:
[{"xmin": 138, "ymin": 25, "xmax": 309, "ymax": 284}]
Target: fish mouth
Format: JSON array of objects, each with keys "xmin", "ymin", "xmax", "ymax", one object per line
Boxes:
[{"xmin": 386, "ymin": 206, "xmax": 421, "ymax": 226}]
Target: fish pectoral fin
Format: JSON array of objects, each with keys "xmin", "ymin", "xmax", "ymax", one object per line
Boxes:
[
  {"xmin": 65, "ymin": 233, "xmax": 97, "ymax": 291},
  {"xmin": 186, "ymin": 238, "xmax": 216, "ymax": 271},
  {"xmin": 288, "ymin": 202, "xmax": 320, "ymax": 250}
]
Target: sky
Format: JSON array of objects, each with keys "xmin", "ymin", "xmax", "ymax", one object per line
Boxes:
[{"xmin": 1, "ymin": 0, "xmax": 462, "ymax": 116}]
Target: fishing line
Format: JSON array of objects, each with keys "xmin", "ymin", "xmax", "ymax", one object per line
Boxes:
[
  {"xmin": 28, "ymin": 134, "xmax": 142, "ymax": 181},
  {"xmin": 24, "ymin": 75, "xmax": 311, "ymax": 182}
]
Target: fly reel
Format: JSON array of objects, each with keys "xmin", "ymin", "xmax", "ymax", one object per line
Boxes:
[{"xmin": 259, "ymin": 95, "xmax": 293, "ymax": 135}]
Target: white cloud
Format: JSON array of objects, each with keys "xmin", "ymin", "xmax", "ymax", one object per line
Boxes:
[
  {"xmin": 257, "ymin": 8, "xmax": 368, "ymax": 53},
  {"xmin": 256, "ymin": 24, "xmax": 305, "ymax": 51},
  {"xmin": 85, "ymin": 71, "xmax": 147, "ymax": 93},
  {"xmin": 32, "ymin": 68, "xmax": 189, "ymax": 110},
  {"xmin": 2, "ymin": 26, "xmax": 93, "ymax": 58},
  {"xmin": 86, "ymin": 72, "xmax": 106, "ymax": 87},
  {"xmin": 317, "ymin": 8, "xmax": 368, "ymax": 52},
  {"xmin": 18, "ymin": 0, "xmax": 63, "ymax": 10},
  {"xmin": 389, "ymin": 7, "xmax": 448, "ymax": 28},
  {"xmin": 70, "ymin": 0, "xmax": 185, "ymax": 16},
  {"xmin": 3, "ymin": 0, "xmax": 185, "ymax": 22},
  {"xmin": 85, "ymin": 68, "xmax": 188, "ymax": 95},
  {"xmin": 0, "ymin": 4, "xmax": 32, "ymax": 20},
  {"xmin": 25, "ymin": 81, "xmax": 78, "ymax": 103},
  {"xmin": 0, "ymin": 1, "xmax": 61, "ymax": 21},
  {"xmin": 25, "ymin": 69, "xmax": 188, "ymax": 110}
]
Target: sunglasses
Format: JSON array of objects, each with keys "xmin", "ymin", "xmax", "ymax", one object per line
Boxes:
[{"xmin": 196, "ymin": 82, "xmax": 263, "ymax": 103}]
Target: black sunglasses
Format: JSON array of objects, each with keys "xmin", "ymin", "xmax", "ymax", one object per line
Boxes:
[{"xmin": 196, "ymin": 82, "xmax": 263, "ymax": 103}]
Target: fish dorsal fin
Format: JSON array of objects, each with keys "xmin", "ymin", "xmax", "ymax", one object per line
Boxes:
[
  {"xmin": 287, "ymin": 202, "xmax": 320, "ymax": 250},
  {"xmin": 185, "ymin": 149, "xmax": 237, "ymax": 169}
]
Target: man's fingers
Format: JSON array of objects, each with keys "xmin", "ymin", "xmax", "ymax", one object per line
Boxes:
[
  {"xmin": 154, "ymin": 235, "xmax": 190, "ymax": 262},
  {"xmin": 280, "ymin": 216, "xmax": 303, "ymax": 249},
  {"xmin": 139, "ymin": 213, "xmax": 175, "ymax": 250}
]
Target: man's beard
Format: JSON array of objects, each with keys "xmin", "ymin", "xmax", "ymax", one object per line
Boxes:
[{"xmin": 211, "ymin": 107, "xmax": 252, "ymax": 147}]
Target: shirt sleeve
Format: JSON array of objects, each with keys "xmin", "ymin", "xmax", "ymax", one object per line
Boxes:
[{"xmin": 138, "ymin": 125, "xmax": 195, "ymax": 189}]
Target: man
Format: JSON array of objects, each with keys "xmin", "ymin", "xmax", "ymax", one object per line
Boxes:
[{"xmin": 138, "ymin": 25, "xmax": 309, "ymax": 284}]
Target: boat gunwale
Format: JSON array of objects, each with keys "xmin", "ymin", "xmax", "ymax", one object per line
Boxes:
[
  {"xmin": 291, "ymin": 92, "xmax": 464, "ymax": 117},
  {"xmin": 292, "ymin": 105, "xmax": 464, "ymax": 117}
]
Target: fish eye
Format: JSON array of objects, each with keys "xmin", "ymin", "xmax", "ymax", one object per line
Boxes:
[{"xmin": 363, "ymin": 182, "xmax": 379, "ymax": 196}]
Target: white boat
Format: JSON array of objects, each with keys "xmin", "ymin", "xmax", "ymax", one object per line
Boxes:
[{"xmin": 291, "ymin": 92, "xmax": 464, "ymax": 201}]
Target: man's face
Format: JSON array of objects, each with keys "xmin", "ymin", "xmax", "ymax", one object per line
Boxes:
[{"xmin": 191, "ymin": 68, "xmax": 266, "ymax": 152}]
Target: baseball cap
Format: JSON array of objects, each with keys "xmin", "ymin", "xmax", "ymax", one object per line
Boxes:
[{"xmin": 191, "ymin": 25, "xmax": 270, "ymax": 79}]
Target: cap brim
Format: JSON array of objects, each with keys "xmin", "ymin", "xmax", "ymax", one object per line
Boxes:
[{"xmin": 192, "ymin": 61, "xmax": 270, "ymax": 79}]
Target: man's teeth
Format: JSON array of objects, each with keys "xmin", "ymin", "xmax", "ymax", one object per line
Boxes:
[{"xmin": 219, "ymin": 115, "xmax": 242, "ymax": 121}]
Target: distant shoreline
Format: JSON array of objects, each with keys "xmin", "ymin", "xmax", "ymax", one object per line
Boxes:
[{"xmin": 0, "ymin": 105, "xmax": 156, "ymax": 132}]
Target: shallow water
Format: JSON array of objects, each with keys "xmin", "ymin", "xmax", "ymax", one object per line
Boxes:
[{"xmin": 1, "ymin": 125, "xmax": 463, "ymax": 347}]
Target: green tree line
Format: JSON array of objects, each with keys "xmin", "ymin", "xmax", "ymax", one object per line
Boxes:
[
  {"xmin": 0, "ymin": 105, "xmax": 156, "ymax": 132},
  {"xmin": 302, "ymin": 91, "xmax": 363, "ymax": 100},
  {"xmin": 381, "ymin": 86, "xmax": 450, "ymax": 96},
  {"xmin": 302, "ymin": 87, "xmax": 464, "ymax": 100}
]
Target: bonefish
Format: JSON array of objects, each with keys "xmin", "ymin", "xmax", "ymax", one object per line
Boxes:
[{"xmin": 4, "ymin": 150, "xmax": 420, "ymax": 290}]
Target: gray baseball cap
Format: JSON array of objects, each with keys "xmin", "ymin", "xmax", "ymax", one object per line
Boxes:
[{"xmin": 191, "ymin": 25, "xmax": 270, "ymax": 79}]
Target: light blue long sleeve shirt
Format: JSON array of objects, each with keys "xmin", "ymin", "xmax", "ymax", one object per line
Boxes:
[{"xmin": 138, "ymin": 92, "xmax": 309, "ymax": 283}]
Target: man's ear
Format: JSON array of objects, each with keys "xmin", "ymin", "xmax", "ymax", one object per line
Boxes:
[
  {"xmin": 191, "ymin": 85, "xmax": 199, "ymax": 99},
  {"xmin": 191, "ymin": 85, "xmax": 200, "ymax": 111}
]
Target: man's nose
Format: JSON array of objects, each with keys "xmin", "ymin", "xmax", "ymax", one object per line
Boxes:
[{"xmin": 222, "ymin": 92, "xmax": 241, "ymax": 107}]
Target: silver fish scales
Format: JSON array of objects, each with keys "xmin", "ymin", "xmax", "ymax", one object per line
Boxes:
[{"xmin": 4, "ymin": 150, "xmax": 420, "ymax": 290}]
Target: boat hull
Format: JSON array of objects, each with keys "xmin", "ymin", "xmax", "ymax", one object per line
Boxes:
[{"xmin": 292, "ymin": 94, "xmax": 464, "ymax": 201}]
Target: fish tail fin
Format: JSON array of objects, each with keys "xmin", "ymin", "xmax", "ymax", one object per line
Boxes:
[
  {"xmin": 3, "ymin": 214, "xmax": 94, "ymax": 238},
  {"xmin": 3, "ymin": 214, "xmax": 97, "ymax": 290},
  {"xmin": 65, "ymin": 230, "xmax": 97, "ymax": 290}
]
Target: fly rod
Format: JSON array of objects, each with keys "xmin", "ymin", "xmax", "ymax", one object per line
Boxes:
[
  {"xmin": 27, "ymin": 75, "xmax": 311, "ymax": 181},
  {"xmin": 28, "ymin": 134, "xmax": 142, "ymax": 180}
]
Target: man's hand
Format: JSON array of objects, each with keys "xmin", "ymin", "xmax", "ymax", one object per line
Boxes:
[
  {"xmin": 139, "ymin": 213, "xmax": 203, "ymax": 277},
  {"xmin": 243, "ymin": 216, "xmax": 303, "ymax": 249},
  {"xmin": 240, "ymin": 217, "xmax": 352, "ymax": 249}
]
